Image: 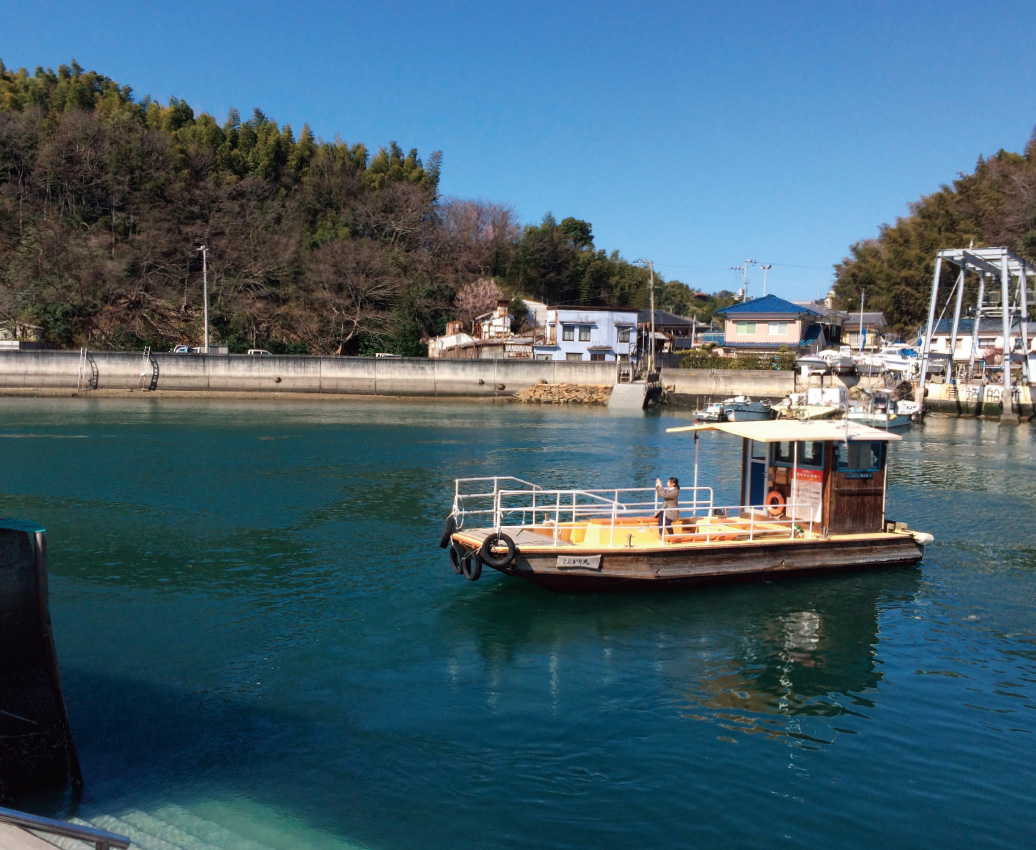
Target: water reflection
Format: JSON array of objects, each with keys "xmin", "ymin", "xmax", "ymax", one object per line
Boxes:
[{"xmin": 441, "ymin": 566, "xmax": 921, "ymax": 748}]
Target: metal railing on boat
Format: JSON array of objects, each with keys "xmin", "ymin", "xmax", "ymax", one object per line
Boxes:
[
  {"xmin": 450, "ymin": 477, "xmax": 816, "ymax": 547},
  {"xmin": 0, "ymin": 806, "xmax": 130, "ymax": 850}
]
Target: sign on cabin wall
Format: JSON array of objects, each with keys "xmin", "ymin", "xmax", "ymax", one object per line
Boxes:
[{"xmin": 790, "ymin": 467, "xmax": 823, "ymax": 523}]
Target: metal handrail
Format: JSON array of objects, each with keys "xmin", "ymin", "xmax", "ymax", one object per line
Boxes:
[{"xmin": 0, "ymin": 806, "xmax": 130, "ymax": 850}]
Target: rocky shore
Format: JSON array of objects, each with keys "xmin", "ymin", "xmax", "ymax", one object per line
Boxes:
[{"xmin": 512, "ymin": 383, "xmax": 613, "ymax": 405}]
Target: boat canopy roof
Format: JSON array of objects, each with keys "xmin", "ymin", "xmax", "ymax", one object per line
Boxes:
[{"xmin": 666, "ymin": 419, "xmax": 902, "ymax": 443}]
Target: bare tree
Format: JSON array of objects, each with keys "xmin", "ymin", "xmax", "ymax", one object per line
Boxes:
[{"xmin": 453, "ymin": 277, "xmax": 503, "ymax": 328}]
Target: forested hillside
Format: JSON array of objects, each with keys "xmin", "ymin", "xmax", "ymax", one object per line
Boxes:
[
  {"xmin": 0, "ymin": 61, "xmax": 713, "ymax": 354},
  {"xmin": 834, "ymin": 130, "xmax": 1036, "ymax": 336}
]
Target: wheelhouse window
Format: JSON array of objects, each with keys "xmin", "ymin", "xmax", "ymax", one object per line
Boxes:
[
  {"xmin": 834, "ymin": 440, "xmax": 885, "ymax": 472},
  {"xmin": 772, "ymin": 440, "xmax": 825, "ymax": 469},
  {"xmin": 562, "ymin": 325, "xmax": 574, "ymax": 341}
]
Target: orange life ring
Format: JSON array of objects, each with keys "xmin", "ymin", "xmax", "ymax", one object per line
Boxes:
[{"xmin": 765, "ymin": 490, "xmax": 785, "ymax": 517}]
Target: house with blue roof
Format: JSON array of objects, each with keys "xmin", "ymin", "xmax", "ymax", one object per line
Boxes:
[{"xmin": 716, "ymin": 294, "xmax": 829, "ymax": 354}]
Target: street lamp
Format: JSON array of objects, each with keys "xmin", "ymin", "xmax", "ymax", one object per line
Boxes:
[
  {"xmin": 197, "ymin": 245, "xmax": 209, "ymax": 352},
  {"xmin": 761, "ymin": 264, "xmax": 772, "ymax": 296}
]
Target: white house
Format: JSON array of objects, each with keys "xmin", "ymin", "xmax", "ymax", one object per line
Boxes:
[
  {"xmin": 532, "ymin": 307, "xmax": 638, "ymax": 362},
  {"xmin": 925, "ymin": 317, "xmax": 1036, "ymax": 361}
]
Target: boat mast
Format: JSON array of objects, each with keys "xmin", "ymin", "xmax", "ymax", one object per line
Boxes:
[{"xmin": 858, "ymin": 291, "xmax": 865, "ymax": 355}]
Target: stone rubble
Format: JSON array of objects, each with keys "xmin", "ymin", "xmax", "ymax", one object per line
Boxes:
[{"xmin": 512, "ymin": 383, "xmax": 613, "ymax": 405}]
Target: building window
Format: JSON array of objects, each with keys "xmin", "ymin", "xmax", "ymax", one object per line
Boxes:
[
  {"xmin": 736, "ymin": 321, "xmax": 757, "ymax": 335},
  {"xmin": 579, "ymin": 326, "xmax": 591, "ymax": 341},
  {"xmin": 535, "ymin": 354, "xmax": 552, "ymax": 361},
  {"xmin": 590, "ymin": 353, "xmax": 606, "ymax": 362},
  {"xmin": 617, "ymin": 327, "xmax": 632, "ymax": 343},
  {"xmin": 566, "ymin": 352, "xmax": 582, "ymax": 361},
  {"xmin": 768, "ymin": 321, "xmax": 788, "ymax": 335},
  {"xmin": 562, "ymin": 325, "xmax": 574, "ymax": 341}
]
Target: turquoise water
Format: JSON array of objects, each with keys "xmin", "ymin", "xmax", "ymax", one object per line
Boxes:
[{"xmin": 2, "ymin": 398, "xmax": 1035, "ymax": 850}]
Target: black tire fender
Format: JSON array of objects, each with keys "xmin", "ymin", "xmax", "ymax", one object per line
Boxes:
[
  {"xmin": 439, "ymin": 514, "xmax": 457, "ymax": 549},
  {"xmin": 448, "ymin": 541, "xmax": 465, "ymax": 574},
  {"xmin": 462, "ymin": 551, "xmax": 482, "ymax": 581},
  {"xmin": 479, "ymin": 533, "xmax": 516, "ymax": 568}
]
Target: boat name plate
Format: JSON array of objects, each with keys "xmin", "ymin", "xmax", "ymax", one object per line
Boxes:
[
  {"xmin": 844, "ymin": 471, "xmax": 874, "ymax": 480},
  {"xmin": 557, "ymin": 554, "xmax": 603, "ymax": 571}
]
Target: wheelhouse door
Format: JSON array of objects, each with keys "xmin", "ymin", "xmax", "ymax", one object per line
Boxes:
[{"xmin": 745, "ymin": 439, "xmax": 767, "ymax": 509}]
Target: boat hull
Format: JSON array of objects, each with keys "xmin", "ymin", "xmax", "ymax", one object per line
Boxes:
[
  {"xmin": 454, "ymin": 532, "xmax": 924, "ymax": 592},
  {"xmin": 724, "ymin": 408, "xmax": 773, "ymax": 422}
]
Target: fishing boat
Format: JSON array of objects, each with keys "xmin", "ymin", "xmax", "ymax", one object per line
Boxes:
[
  {"xmin": 440, "ymin": 419, "xmax": 931, "ymax": 591},
  {"xmin": 773, "ymin": 386, "xmax": 848, "ymax": 420},
  {"xmin": 722, "ymin": 396, "xmax": 775, "ymax": 422},
  {"xmin": 692, "ymin": 400, "xmax": 726, "ymax": 422},
  {"xmin": 846, "ymin": 390, "xmax": 914, "ymax": 430}
]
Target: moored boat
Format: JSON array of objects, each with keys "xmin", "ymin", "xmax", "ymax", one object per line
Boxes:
[
  {"xmin": 440, "ymin": 419, "xmax": 931, "ymax": 591},
  {"xmin": 692, "ymin": 400, "xmax": 727, "ymax": 422},
  {"xmin": 722, "ymin": 396, "xmax": 774, "ymax": 422}
]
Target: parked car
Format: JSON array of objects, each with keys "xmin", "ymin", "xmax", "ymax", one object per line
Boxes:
[
  {"xmin": 171, "ymin": 344, "xmax": 191, "ymax": 354},
  {"xmin": 247, "ymin": 349, "xmax": 272, "ymax": 356}
]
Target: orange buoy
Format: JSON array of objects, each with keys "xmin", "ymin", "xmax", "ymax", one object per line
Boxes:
[{"xmin": 765, "ymin": 490, "xmax": 785, "ymax": 517}]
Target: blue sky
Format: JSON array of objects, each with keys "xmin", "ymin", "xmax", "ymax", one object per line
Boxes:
[{"xmin": 4, "ymin": 1, "xmax": 1035, "ymax": 302}]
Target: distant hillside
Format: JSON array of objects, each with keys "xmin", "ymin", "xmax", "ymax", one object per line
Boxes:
[
  {"xmin": 833, "ymin": 129, "xmax": 1036, "ymax": 336},
  {"xmin": 0, "ymin": 60, "xmax": 707, "ymax": 353}
]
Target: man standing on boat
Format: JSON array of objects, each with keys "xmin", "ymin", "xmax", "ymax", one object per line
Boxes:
[{"xmin": 655, "ymin": 477, "xmax": 680, "ymax": 537}]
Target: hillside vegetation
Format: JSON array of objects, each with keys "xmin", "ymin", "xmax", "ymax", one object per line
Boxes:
[
  {"xmin": 0, "ymin": 61, "xmax": 720, "ymax": 354},
  {"xmin": 834, "ymin": 130, "xmax": 1036, "ymax": 335}
]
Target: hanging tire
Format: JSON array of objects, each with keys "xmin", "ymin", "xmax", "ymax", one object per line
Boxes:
[
  {"xmin": 479, "ymin": 533, "xmax": 516, "ymax": 568},
  {"xmin": 439, "ymin": 514, "xmax": 457, "ymax": 549},
  {"xmin": 462, "ymin": 551, "xmax": 482, "ymax": 581},
  {"xmin": 448, "ymin": 541, "xmax": 466, "ymax": 574}
]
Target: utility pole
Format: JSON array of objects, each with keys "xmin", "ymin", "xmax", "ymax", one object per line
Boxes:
[
  {"xmin": 731, "ymin": 259, "xmax": 757, "ymax": 301},
  {"xmin": 198, "ymin": 245, "xmax": 209, "ymax": 351},
  {"xmin": 636, "ymin": 259, "xmax": 656, "ymax": 374}
]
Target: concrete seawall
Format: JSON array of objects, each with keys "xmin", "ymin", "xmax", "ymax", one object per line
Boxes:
[
  {"xmin": 0, "ymin": 351, "xmax": 621, "ymax": 397},
  {"xmin": 661, "ymin": 368, "xmax": 797, "ymax": 405}
]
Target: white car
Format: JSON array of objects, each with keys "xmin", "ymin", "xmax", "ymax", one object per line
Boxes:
[{"xmin": 247, "ymin": 349, "xmax": 272, "ymax": 356}]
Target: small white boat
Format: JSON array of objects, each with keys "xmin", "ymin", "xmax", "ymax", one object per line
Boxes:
[
  {"xmin": 774, "ymin": 387, "xmax": 848, "ymax": 421},
  {"xmin": 816, "ymin": 348, "xmax": 857, "ymax": 376},
  {"xmin": 723, "ymin": 396, "xmax": 774, "ymax": 422},
  {"xmin": 693, "ymin": 401, "xmax": 727, "ymax": 422},
  {"xmin": 846, "ymin": 410, "xmax": 912, "ymax": 430},
  {"xmin": 847, "ymin": 390, "xmax": 914, "ymax": 430}
]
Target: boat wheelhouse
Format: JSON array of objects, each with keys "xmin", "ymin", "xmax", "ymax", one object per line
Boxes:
[{"xmin": 441, "ymin": 419, "xmax": 930, "ymax": 591}]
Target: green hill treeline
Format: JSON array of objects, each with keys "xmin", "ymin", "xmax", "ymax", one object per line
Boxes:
[
  {"xmin": 833, "ymin": 129, "xmax": 1036, "ymax": 336},
  {"xmin": 0, "ymin": 60, "xmax": 718, "ymax": 354}
]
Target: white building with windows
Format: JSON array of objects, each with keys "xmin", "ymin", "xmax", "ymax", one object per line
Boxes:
[{"xmin": 532, "ymin": 307, "xmax": 638, "ymax": 362}]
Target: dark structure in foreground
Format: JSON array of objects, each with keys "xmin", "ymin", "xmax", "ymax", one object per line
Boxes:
[{"xmin": 0, "ymin": 521, "xmax": 81, "ymax": 798}]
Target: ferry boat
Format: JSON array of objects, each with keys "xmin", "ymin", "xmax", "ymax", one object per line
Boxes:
[{"xmin": 440, "ymin": 419, "xmax": 932, "ymax": 591}]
